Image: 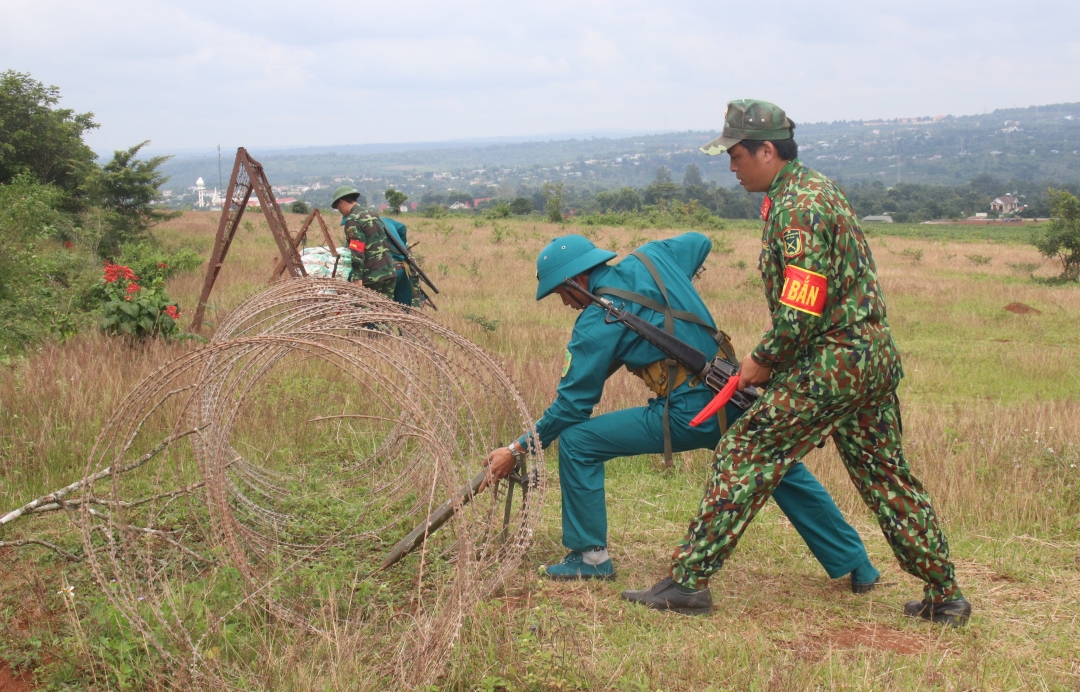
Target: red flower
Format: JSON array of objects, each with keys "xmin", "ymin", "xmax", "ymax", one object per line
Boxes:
[
  {"xmin": 64, "ymin": 240, "xmax": 73, "ymax": 248},
  {"xmin": 157, "ymin": 263, "xmax": 168, "ymax": 268},
  {"xmin": 126, "ymin": 282, "xmax": 141, "ymax": 293},
  {"xmin": 104, "ymin": 263, "xmax": 138, "ymax": 283},
  {"xmin": 164, "ymin": 305, "xmax": 180, "ymax": 319}
]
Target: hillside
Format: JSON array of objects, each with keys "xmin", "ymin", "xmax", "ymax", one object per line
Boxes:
[{"xmin": 159, "ymin": 102, "xmax": 1080, "ymax": 208}]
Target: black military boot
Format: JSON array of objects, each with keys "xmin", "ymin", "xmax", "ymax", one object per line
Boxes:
[
  {"xmin": 620, "ymin": 577, "xmax": 712, "ymax": 616},
  {"xmin": 903, "ymin": 597, "xmax": 971, "ymax": 627}
]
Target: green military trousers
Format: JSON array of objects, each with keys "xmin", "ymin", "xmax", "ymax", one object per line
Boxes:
[
  {"xmin": 557, "ymin": 384, "xmax": 872, "ymax": 579},
  {"xmin": 669, "ymin": 391, "xmax": 963, "ymax": 603}
]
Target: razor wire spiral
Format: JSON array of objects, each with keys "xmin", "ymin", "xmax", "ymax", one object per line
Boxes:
[{"xmin": 75, "ymin": 278, "xmax": 544, "ymax": 689}]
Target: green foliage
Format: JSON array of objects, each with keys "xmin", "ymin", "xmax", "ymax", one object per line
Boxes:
[
  {"xmin": 578, "ymin": 199, "xmax": 725, "ymax": 231},
  {"xmin": 594, "ymin": 187, "xmax": 641, "ymax": 213},
  {"xmin": 91, "ymin": 141, "xmax": 179, "ymax": 257},
  {"xmin": 384, "ymin": 187, "xmax": 408, "ymax": 211},
  {"xmin": 542, "ymin": 180, "xmax": 565, "ymax": 223},
  {"xmin": 464, "ymin": 313, "xmax": 499, "ymax": 332},
  {"xmin": 966, "ymin": 253, "xmax": 992, "ymax": 266},
  {"xmin": 447, "ymin": 190, "xmax": 474, "ymax": 206},
  {"xmin": 0, "ymin": 176, "xmax": 96, "ymax": 354},
  {"xmin": 484, "ymin": 201, "xmax": 512, "ymax": 219},
  {"xmin": 0, "ymin": 70, "xmax": 99, "ymax": 207},
  {"xmin": 288, "ymin": 200, "xmax": 310, "ymax": 214},
  {"xmin": 97, "ymin": 262, "xmax": 182, "ymax": 339},
  {"xmin": 1032, "ymin": 189, "xmax": 1080, "ymax": 280},
  {"xmin": 510, "ymin": 197, "xmax": 534, "ymax": 214}
]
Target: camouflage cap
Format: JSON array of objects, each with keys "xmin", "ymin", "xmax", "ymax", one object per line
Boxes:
[{"xmin": 701, "ymin": 99, "xmax": 795, "ymax": 156}]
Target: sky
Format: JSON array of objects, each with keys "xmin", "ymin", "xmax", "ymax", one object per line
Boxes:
[{"xmin": 4, "ymin": 0, "xmax": 1080, "ymax": 154}]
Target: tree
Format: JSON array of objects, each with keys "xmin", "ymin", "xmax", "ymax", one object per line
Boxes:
[
  {"xmin": 510, "ymin": 197, "xmax": 534, "ymax": 214},
  {"xmin": 1033, "ymin": 189, "xmax": 1080, "ymax": 281},
  {"xmin": 288, "ymin": 200, "xmax": 310, "ymax": 214},
  {"xmin": 682, "ymin": 164, "xmax": 703, "ymax": 188},
  {"xmin": 384, "ymin": 188, "xmax": 408, "ymax": 211},
  {"xmin": 447, "ymin": 190, "xmax": 474, "ymax": 206},
  {"xmin": 0, "ymin": 70, "xmax": 98, "ymax": 206},
  {"xmin": 644, "ymin": 166, "xmax": 679, "ymax": 205},
  {"xmin": 542, "ymin": 180, "xmax": 565, "ymax": 222},
  {"xmin": 91, "ymin": 141, "xmax": 178, "ymax": 257},
  {"xmin": 595, "ymin": 187, "xmax": 640, "ymax": 212}
]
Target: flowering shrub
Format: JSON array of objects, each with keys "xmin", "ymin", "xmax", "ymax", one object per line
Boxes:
[{"xmin": 97, "ymin": 262, "xmax": 182, "ymax": 338}]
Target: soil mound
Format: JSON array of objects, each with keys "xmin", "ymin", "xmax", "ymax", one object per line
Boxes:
[{"xmin": 1004, "ymin": 302, "xmax": 1042, "ymax": 315}]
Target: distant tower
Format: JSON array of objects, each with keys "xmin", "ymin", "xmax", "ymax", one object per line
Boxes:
[{"xmin": 196, "ymin": 177, "xmax": 207, "ymax": 208}]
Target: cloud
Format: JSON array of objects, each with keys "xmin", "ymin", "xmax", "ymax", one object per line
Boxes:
[{"xmin": 2, "ymin": 0, "xmax": 1078, "ymax": 151}]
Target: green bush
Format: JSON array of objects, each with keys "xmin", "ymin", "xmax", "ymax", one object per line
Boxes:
[
  {"xmin": 0, "ymin": 176, "xmax": 97, "ymax": 355},
  {"xmin": 1033, "ymin": 189, "xmax": 1080, "ymax": 281},
  {"xmin": 97, "ymin": 262, "xmax": 181, "ymax": 339}
]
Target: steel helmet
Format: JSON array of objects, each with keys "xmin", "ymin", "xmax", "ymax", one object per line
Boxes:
[
  {"xmin": 331, "ymin": 186, "xmax": 361, "ymax": 208},
  {"xmin": 535, "ymin": 235, "xmax": 617, "ymax": 300}
]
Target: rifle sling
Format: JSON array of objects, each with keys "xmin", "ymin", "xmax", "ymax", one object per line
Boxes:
[{"xmin": 594, "ymin": 250, "xmax": 737, "ymax": 464}]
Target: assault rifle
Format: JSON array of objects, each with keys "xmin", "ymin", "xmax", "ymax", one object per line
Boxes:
[{"xmin": 562, "ymin": 278, "xmax": 760, "ymax": 417}]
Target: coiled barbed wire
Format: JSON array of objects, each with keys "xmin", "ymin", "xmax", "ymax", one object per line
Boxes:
[{"xmin": 75, "ymin": 279, "xmax": 544, "ymax": 689}]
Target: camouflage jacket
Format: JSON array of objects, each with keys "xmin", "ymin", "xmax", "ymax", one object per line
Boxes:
[
  {"xmin": 341, "ymin": 209, "xmax": 396, "ymax": 291},
  {"xmin": 752, "ymin": 159, "xmax": 903, "ymax": 418}
]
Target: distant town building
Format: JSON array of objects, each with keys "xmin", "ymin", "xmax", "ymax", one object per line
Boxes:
[
  {"xmin": 862, "ymin": 215, "xmax": 894, "ymax": 223},
  {"xmin": 194, "ymin": 177, "xmax": 222, "ymax": 208},
  {"xmin": 990, "ymin": 195, "xmax": 1022, "ymax": 214}
]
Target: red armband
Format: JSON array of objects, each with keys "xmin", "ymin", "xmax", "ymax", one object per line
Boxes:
[
  {"xmin": 348, "ymin": 239, "xmax": 365, "ymax": 253},
  {"xmin": 779, "ymin": 265, "xmax": 827, "ymax": 316}
]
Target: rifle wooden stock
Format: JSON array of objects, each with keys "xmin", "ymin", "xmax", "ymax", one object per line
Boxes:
[{"xmin": 379, "ymin": 468, "xmax": 488, "ymax": 570}]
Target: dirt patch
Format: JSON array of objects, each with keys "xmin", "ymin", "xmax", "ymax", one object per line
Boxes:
[
  {"xmin": 829, "ymin": 624, "xmax": 926, "ymax": 655},
  {"xmin": 0, "ymin": 661, "xmax": 33, "ymax": 692},
  {"xmin": 1004, "ymin": 302, "xmax": 1042, "ymax": 315}
]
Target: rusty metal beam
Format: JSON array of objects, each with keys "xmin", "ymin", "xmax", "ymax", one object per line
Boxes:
[
  {"xmin": 269, "ymin": 208, "xmax": 338, "ymax": 281},
  {"xmin": 190, "ymin": 148, "xmax": 308, "ymax": 333}
]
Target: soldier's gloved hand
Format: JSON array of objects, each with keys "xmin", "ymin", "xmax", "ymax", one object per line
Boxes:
[
  {"xmin": 739, "ymin": 353, "xmax": 773, "ymax": 388},
  {"xmin": 481, "ymin": 446, "xmax": 516, "ymax": 491}
]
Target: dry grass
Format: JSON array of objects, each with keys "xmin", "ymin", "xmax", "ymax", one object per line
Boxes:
[{"xmin": 2, "ymin": 211, "xmax": 1079, "ymax": 690}]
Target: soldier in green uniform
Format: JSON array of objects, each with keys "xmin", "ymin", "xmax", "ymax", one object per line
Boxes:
[
  {"xmin": 380, "ymin": 216, "xmax": 424, "ymax": 307},
  {"xmin": 621, "ymin": 100, "xmax": 971, "ymax": 626},
  {"xmin": 330, "ymin": 186, "xmax": 397, "ymax": 299},
  {"xmin": 484, "ymin": 233, "xmax": 882, "ymax": 592}
]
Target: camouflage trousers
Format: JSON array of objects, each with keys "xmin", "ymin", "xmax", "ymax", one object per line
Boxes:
[{"xmin": 670, "ymin": 392, "xmax": 963, "ymax": 603}]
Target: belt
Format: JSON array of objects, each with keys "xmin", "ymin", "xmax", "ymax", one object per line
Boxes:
[{"xmin": 629, "ymin": 359, "xmax": 700, "ymax": 397}]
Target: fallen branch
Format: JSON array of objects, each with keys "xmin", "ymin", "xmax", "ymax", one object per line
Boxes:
[
  {"xmin": 0, "ymin": 426, "xmax": 205, "ymax": 527},
  {"xmin": 0, "ymin": 538, "xmax": 83, "ymax": 562}
]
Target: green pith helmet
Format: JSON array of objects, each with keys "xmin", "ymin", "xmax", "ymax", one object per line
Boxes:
[
  {"xmin": 701, "ymin": 99, "xmax": 796, "ymax": 156},
  {"xmin": 331, "ymin": 186, "xmax": 361, "ymax": 208},
  {"xmin": 535, "ymin": 235, "xmax": 617, "ymax": 300}
]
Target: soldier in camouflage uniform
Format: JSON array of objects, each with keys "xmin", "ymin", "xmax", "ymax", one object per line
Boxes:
[
  {"xmin": 331, "ymin": 186, "xmax": 397, "ymax": 299},
  {"xmin": 622, "ymin": 100, "xmax": 971, "ymax": 626}
]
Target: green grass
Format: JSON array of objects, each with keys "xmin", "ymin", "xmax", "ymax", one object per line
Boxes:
[{"xmin": 2, "ymin": 213, "xmax": 1079, "ymax": 690}]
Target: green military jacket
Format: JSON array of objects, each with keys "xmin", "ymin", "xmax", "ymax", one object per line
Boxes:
[
  {"xmin": 341, "ymin": 209, "xmax": 396, "ymax": 294},
  {"xmin": 752, "ymin": 159, "xmax": 903, "ymax": 418}
]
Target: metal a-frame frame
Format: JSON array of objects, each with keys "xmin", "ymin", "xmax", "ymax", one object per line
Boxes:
[
  {"xmin": 190, "ymin": 147, "xmax": 307, "ymax": 333},
  {"xmin": 268, "ymin": 208, "xmax": 338, "ymax": 281}
]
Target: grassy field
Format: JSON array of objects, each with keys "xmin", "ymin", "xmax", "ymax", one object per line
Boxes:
[{"xmin": 1, "ymin": 211, "xmax": 1079, "ymax": 690}]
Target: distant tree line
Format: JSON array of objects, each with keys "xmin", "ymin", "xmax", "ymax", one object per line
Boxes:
[{"xmin": 409, "ymin": 164, "xmax": 1080, "ymax": 225}]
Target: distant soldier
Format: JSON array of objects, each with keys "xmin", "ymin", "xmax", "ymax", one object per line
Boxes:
[
  {"xmin": 331, "ymin": 186, "xmax": 396, "ymax": 299},
  {"xmin": 483, "ymin": 233, "xmax": 882, "ymax": 592},
  {"xmin": 622, "ymin": 100, "xmax": 970, "ymax": 626},
  {"xmin": 380, "ymin": 216, "xmax": 425, "ymax": 307}
]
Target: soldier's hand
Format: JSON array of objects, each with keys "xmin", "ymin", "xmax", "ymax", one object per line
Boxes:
[
  {"xmin": 739, "ymin": 353, "xmax": 772, "ymax": 388},
  {"xmin": 480, "ymin": 446, "xmax": 516, "ymax": 491}
]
